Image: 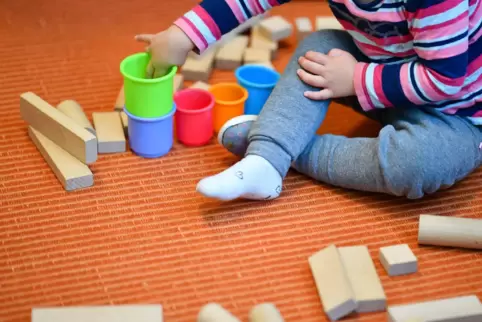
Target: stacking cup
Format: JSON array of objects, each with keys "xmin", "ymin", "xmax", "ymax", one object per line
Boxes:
[
  {"xmin": 124, "ymin": 104, "xmax": 176, "ymax": 158},
  {"xmin": 208, "ymin": 83, "xmax": 248, "ymax": 133},
  {"xmin": 235, "ymin": 64, "xmax": 280, "ymax": 115},
  {"xmin": 120, "ymin": 52, "xmax": 177, "ymax": 118},
  {"xmin": 174, "ymin": 88, "xmax": 215, "ymax": 146}
]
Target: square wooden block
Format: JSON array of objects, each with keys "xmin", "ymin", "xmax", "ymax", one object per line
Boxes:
[
  {"xmin": 259, "ymin": 16, "xmax": 293, "ymax": 41},
  {"xmin": 243, "ymin": 47, "xmax": 271, "ymax": 64},
  {"xmin": 379, "ymin": 244, "xmax": 418, "ymax": 276},
  {"xmin": 295, "ymin": 17, "xmax": 313, "ymax": 41}
]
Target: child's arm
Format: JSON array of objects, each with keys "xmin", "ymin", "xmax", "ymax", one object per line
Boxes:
[
  {"xmin": 173, "ymin": 0, "xmax": 291, "ymax": 54},
  {"xmin": 353, "ymin": 0, "xmax": 469, "ymax": 111}
]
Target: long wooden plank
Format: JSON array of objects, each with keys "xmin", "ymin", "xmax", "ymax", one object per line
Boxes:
[
  {"xmin": 32, "ymin": 304, "xmax": 162, "ymax": 322},
  {"xmin": 338, "ymin": 246, "xmax": 386, "ymax": 312},
  {"xmin": 387, "ymin": 295, "xmax": 482, "ymax": 322},
  {"xmin": 28, "ymin": 127, "xmax": 93, "ymax": 191},
  {"xmin": 308, "ymin": 244, "xmax": 357, "ymax": 321},
  {"xmin": 20, "ymin": 92, "xmax": 97, "ymax": 164}
]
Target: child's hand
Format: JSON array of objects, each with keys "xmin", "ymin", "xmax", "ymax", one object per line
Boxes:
[
  {"xmin": 135, "ymin": 25, "xmax": 195, "ymax": 78},
  {"xmin": 297, "ymin": 49, "xmax": 357, "ymax": 100}
]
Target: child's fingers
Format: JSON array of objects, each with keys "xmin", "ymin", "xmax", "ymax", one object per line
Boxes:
[
  {"xmin": 304, "ymin": 89, "xmax": 333, "ymax": 101},
  {"xmin": 153, "ymin": 66, "xmax": 168, "ymax": 78},
  {"xmin": 304, "ymin": 51, "xmax": 329, "ymax": 65},
  {"xmin": 135, "ymin": 34, "xmax": 154, "ymax": 43},
  {"xmin": 297, "ymin": 69, "xmax": 327, "ymax": 88},
  {"xmin": 298, "ymin": 57, "xmax": 325, "ymax": 76},
  {"xmin": 145, "ymin": 60, "xmax": 154, "ymax": 79}
]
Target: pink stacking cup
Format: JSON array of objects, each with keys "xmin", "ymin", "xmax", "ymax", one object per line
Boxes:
[{"xmin": 174, "ymin": 88, "xmax": 215, "ymax": 146}]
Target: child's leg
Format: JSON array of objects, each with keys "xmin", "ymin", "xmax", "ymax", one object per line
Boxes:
[{"xmin": 197, "ymin": 30, "xmax": 365, "ymax": 201}]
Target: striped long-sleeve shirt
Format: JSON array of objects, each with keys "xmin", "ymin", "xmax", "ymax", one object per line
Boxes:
[{"xmin": 174, "ymin": 0, "xmax": 482, "ymax": 125}]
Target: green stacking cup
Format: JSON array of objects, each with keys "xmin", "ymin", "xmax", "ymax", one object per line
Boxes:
[{"xmin": 120, "ymin": 52, "xmax": 177, "ymax": 118}]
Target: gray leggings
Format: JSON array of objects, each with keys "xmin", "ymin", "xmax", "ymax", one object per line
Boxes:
[{"xmin": 245, "ymin": 30, "xmax": 482, "ymax": 199}]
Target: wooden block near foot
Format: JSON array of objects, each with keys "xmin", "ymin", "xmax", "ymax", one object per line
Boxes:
[
  {"xmin": 57, "ymin": 100, "xmax": 96, "ymax": 136},
  {"xmin": 92, "ymin": 112, "xmax": 126, "ymax": 153},
  {"xmin": 379, "ymin": 244, "xmax": 418, "ymax": 276},
  {"xmin": 20, "ymin": 92, "xmax": 98, "ymax": 164},
  {"xmin": 258, "ymin": 16, "xmax": 293, "ymax": 41}
]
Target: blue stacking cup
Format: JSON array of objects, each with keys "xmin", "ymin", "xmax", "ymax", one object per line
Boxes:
[
  {"xmin": 235, "ymin": 64, "xmax": 280, "ymax": 115},
  {"xmin": 124, "ymin": 104, "xmax": 176, "ymax": 158}
]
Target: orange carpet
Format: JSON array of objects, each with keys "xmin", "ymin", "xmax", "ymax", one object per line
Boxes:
[{"xmin": 0, "ymin": 1, "xmax": 481, "ymax": 321}]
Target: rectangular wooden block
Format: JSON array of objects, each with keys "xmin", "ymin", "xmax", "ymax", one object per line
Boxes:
[
  {"xmin": 32, "ymin": 304, "xmax": 163, "ymax": 322},
  {"xmin": 174, "ymin": 74, "xmax": 184, "ymax": 92},
  {"xmin": 190, "ymin": 81, "xmax": 211, "ymax": 90},
  {"xmin": 215, "ymin": 36, "xmax": 249, "ymax": 70},
  {"xmin": 114, "ymin": 85, "xmax": 125, "ymax": 111},
  {"xmin": 92, "ymin": 112, "xmax": 126, "ymax": 153},
  {"xmin": 259, "ymin": 16, "xmax": 293, "ymax": 41},
  {"xmin": 308, "ymin": 244, "xmax": 357, "ymax": 321},
  {"xmin": 295, "ymin": 17, "xmax": 313, "ymax": 41},
  {"xmin": 120, "ymin": 111, "xmax": 128, "ymax": 137},
  {"xmin": 28, "ymin": 126, "xmax": 94, "ymax": 191},
  {"xmin": 316, "ymin": 16, "xmax": 343, "ymax": 31},
  {"xmin": 379, "ymin": 244, "xmax": 418, "ymax": 276},
  {"xmin": 338, "ymin": 246, "xmax": 386, "ymax": 312},
  {"xmin": 20, "ymin": 92, "xmax": 98, "ymax": 164},
  {"xmin": 387, "ymin": 295, "xmax": 482, "ymax": 322},
  {"xmin": 250, "ymin": 25, "xmax": 278, "ymax": 59},
  {"xmin": 243, "ymin": 47, "xmax": 271, "ymax": 64},
  {"xmin": 182, "ymin": 48, "xmax": 217, "ymax": 82}
]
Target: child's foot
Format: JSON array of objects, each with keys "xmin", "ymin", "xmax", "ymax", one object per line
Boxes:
[
  {"xmin": 217, "ymin": 115, "xmax": 257, "ymax": 157},
  {"xmin": 196, "ymin": 155, "xmax": 282, "ymax": 201}
]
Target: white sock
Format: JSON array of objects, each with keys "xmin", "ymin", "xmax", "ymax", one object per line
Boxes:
[{"xmin": 196, "ymin": 155, "xmax": 283, "ymax": 201}]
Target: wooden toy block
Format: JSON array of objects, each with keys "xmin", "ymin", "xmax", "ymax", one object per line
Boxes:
[
  {"xmin": 249, "ymin": 303, "xmax": 284, "ymax": 322},
  {"xmin": 339, "ymin": 246, "xmax": 386, "ymax": 312},
  {"xmin": 32, "ymin": 304, "xmax": 163, "ymax": 322},
  {"xmin": 92, "ymin": 112, "xmax": 126, "ymax": 153},
  {"xmin": 114, "ymin": 85, "xmax": 125, "ymax": 111},
  {"xmin": 379, "ymin": 244, "xmax": 418, "ymax": 276},
  {"xmin": 316, "ymin": 16, "xmax": 343, "ymax": 31},
  {"xmin": 418, "ymin": 214, "xmax": 482, "ymax": 250},
  {"xmin": 174, "ymin": 74, "xmax": 184, "ymax": 92},
  {"xmin": 250, "ymin": 25, "xmax": 278, "ymax": 59},
  {"xmin": 308, "ymin": 244, "xmax": 357, "ymax": 321},
  {"xmin": 387, "ymin": 295, "xmax": 482, "ymax": 322},
  {"xmin": 197, "ymin": 303, "xmax": 240, "ymax": 322},
  {"xmin": 182, "ymin": 48, "xmax": 217, "ymax": 82},
  {"xmin": 243, "ymin": 47, "xmax": 271, "ymax": 64},
  {"xmin": 28, "ymin": 127, "xmax": 93, "ymax": 191},
  {"xmin": 295, "ymin": 17, "xmax": 313, "ymax": 41},
  {"xmin": 120, "ymin": 111, "xmax": 128, "ymax": 137},
  {"xmin": 258, "ymin": 16, "xmax": 293, "ymax": 42},
  {"xmin": 57, "ymin": 100, "xmax": 96, "ymax": 136},
  {"xmin": 190, "ymin": 81, "xmax": 211, "ymax": 90},
  {"xmin": 20, "ymin": 92, "xmax": 98, "ymax": 164},
  {"xmin": 215, "ymin": 36, "xmax": 249, "ymax": 70}
]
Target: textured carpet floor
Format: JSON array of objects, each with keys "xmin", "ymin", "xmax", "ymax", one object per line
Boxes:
[{"xmin": 0, "ymin": 0, "xmax": 481, "ymax": 321}]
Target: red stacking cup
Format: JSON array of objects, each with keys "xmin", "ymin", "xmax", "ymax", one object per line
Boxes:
[{"xmin": 174, "ymin": 88, "xmax": 215, "ymax": 146}]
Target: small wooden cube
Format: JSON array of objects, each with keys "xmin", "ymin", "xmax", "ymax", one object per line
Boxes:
[
  {"xmin": 259, "ymin": 16, "xmax": 293, "ymax": 41},
  {"xmin": 379, "ymin": 244, "xmax": 418, "ymax": 276},
  {"xmin": 215, "ymin": 36, "xmax": 249, "ymax": 70},
  {"xmin": 295, "ymin": 17, "xmax": 313, "ymax": 41},
  {"xmin": 243, "ymin": 48, "xmax": 271, "ymax": 64},
  {"xmin": 251, "ymin": 25, "xmax": 278, "ymax": 59},
  {"xmin": 182, "ymin": 49, "xmax": 216, "ymax": 82},
  {"xmin": 316, "ymin": 16, "xmax": 344, "ymax": 31}
]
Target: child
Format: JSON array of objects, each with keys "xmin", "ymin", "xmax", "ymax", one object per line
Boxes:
[{"xmin": 136, "ymin": 0, "xmax": 482, "ymax": 200}]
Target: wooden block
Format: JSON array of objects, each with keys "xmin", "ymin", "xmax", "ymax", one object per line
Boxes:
[
  {"xmin": 316, "ymin": 16, "xmax": 343, "ymax": 31},
  {"xmin": 32, "ymin": 304, "xmax": 163, "ymax": 322},
  {"xmin": 251, "ymin": 25, "xmax": 278, "ymax": 59},
  {"xmin": 249, "ymin": 303, "xmax": 284, "ymax": 322},
  {"xmin": 243, "ymin": 47, "xmax": 271, "ymax": 64},
  {"xmin": 215, "ymin": 36, "xmax": 249, "ymax": 70},
  {"xmin": 182, "ymin": 48, "xmax": 217, "ymax": 82},
  {"xmin": 197, "ymin": 303, "xmax": 240, "ymax": 322},
  {"xmin": 120, "ymin": 111, "xmax": 128, "ymax": 137},
  {"xmin": 387, "ymin": 295, "xmax": 482, "ymax": 322},
  {"xmin": 92, "ymin": 112, "xmax": 126, "ymax": 153},
  {"xmin": 339, "ymin": 246, "xmax": 386, "ymax": 312},
  {"xmin": 28, "ymin": 127, "xmax": 93, "ymax": 191},
  {"xmin": 57, "ymin": 100, "xmax": 96, "ymax": 136},
  {"xmin": 295, "ymin": 17, "xmax": 313, "ymax": 41},
  {"xmin": 174, "ymin": 74, "xmax": 184, "ymax": 92},
  {"xmin": 20, "ymin": 92, "xmax": 98, "ymax": 164},
  {"xmin": 190, "ymin": 81, "xmax": 211, "ymax": 90},
  {"xmin": 114, "ymin": 85, "xmax": 125, "ymax": 111},
  {"xmin": 308, "ymin": 244, "xmax": 357, "ymax": 321},
  {"xmin": 379, "ymin": 244, "xmax": 418, "ymax": 276},
  {"xmin": 258, "ymin": 16, "xmax": 293, "ymax": 41},
  {"xmin": 418, "ymin": 214, "xmax": 482, "ymax": 250}
]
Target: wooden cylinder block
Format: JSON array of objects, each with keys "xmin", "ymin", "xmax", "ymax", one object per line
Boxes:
[
  {"xmin": 57, "ymin": 100, "xmax": 96, "ymax": 136},
  {"xmin": 249, "ymin": 303, "xmax": 284, "ymax": 322},
  {"xmin": 418, "ymin": 214, "xmax": 482, "ymax": 250},
  {"xmin": 197, "ymin": 303, "xmax": 240, "ymax": 322}
]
